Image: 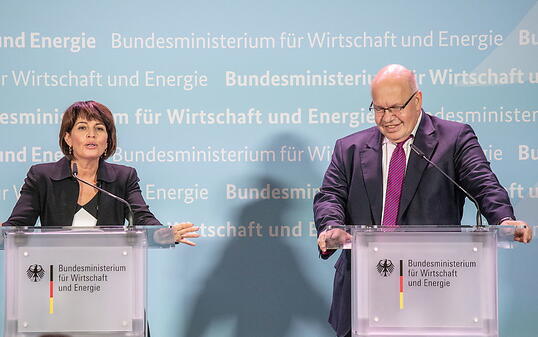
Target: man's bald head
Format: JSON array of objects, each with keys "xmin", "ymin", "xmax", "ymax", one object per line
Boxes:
[
  {"xmin": 371, "ymin": 64, "xmax": 418, "ymax": 95},
  {"xmin": 370, "ymin": 64, "xmax": 422, "ymax": 143}
]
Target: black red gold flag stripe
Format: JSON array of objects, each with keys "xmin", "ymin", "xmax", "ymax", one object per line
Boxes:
[
  {"xmin": 49, "ymin": 265, "xmax": 54, "ymax": 314},
  {"xmin": 399, "ymin": 260, "xmax": 404, "ymax": 309}
]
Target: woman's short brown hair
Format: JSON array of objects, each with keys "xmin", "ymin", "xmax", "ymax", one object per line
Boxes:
[{"xmin": 59, "ymin": 101, "xmax": 117, "ymax": 160}]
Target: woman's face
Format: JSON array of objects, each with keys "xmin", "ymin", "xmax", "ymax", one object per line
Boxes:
[{"xmin": 64, "ymin": 117, "xmax": 108, "ymax": 162}]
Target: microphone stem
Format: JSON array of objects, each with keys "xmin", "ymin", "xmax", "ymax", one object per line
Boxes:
[
  {"xmin": 410, "ymin": 144, "xmax": 483, "ymax": 227},
  {"xmin": 73, "ymin": 171, "xmax": 135, "ymax": 228}
]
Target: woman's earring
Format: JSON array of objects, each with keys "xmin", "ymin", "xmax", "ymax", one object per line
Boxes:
[{"xmin": 69, "ymin": 146, "xmax": 73, "ymax": 155}]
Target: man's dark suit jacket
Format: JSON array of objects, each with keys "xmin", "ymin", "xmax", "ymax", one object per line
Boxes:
[
  {"xmin": 313, "ymin": 112, "xmax": 514, "ymax": 337},
  {"xmin": 5, "ymin": 156, "xmax": 161, "ymax": 226}
]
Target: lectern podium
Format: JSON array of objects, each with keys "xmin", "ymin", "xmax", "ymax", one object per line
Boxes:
[
  {"xmin": 1, "ymin": 226, "xmax": 175, "ymax": 337},
  {"xmin": 328, "ymin": 225, "xmax": 524, "ymax": 337}
]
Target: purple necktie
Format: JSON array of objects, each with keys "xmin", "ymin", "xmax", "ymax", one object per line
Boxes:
[{"xmin": 383, "ymin": 141, "xmax": 407, "ymax": 227}]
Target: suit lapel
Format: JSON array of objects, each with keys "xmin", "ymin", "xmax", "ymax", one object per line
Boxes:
[
  {"xmin": 96, "ymin": 183, "xmax": 107, "ymax": 226},
  {"xmin": 50, "ymin": 157, "xmax": 78, "ymax": 225},
  {"xmin": 96, "ymin": 160, "xmax": 118, "ymax": 226},
  {"xmin": 359, "ymin": 130, "xmax": 383, "ymax": 225},
  {"xmin": 398, "ymin": 113, "xmax": 438, "ymax": 223}
]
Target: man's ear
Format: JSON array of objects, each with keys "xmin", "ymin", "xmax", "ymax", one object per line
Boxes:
[{"xmin": 414, "ymin": 90, "xmax": 423, "ymax": 110}]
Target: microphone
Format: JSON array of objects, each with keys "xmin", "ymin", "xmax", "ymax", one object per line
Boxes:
[
  {"xmin": 410, "ymin": 143, "xmax": 483, "ymax": 227},
  {"xmin": 72, "ymin": 163, "xmax": 135, "ymax": 228}
]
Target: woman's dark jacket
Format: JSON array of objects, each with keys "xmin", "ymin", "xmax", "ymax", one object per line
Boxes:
[{"xmin": 5, "ymin": 157, "xmax": 161, "ymax": 226}]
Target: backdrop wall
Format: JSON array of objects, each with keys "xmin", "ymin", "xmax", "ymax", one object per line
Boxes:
[{"xmin": 1, "ymin": 1, "xmax": 537, "ymax": 336}]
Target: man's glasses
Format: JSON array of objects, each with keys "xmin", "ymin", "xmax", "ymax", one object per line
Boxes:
[{"xmin": 369, "ymin": 90, "xmax": 418, "ymax": 114}]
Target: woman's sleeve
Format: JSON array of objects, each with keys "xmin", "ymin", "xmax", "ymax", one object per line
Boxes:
[
  {"xmin": 125, "ymin": 167, "xmax": 162, "ymax": 226},
  {"xmin": 4, "ymin": 166, "xmax": 41, "ymax": 226}
]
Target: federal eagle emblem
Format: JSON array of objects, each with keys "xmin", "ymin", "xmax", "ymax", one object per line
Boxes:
[
  {"xmin": 376, "ymin": 259, "xmax": 395, "ymax": 277},
  {"xmin": 26, "ymin": 264, "xmax": 45, "ymax": 282}
]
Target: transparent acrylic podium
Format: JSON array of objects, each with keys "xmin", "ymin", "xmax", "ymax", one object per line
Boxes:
[
  {"xmin": 1, "ymin": 226, "xmax": 175, "ymax": 337},
  {"xmin": 326, "ymin": 225, "xmax": 531, "ymax": 337}
]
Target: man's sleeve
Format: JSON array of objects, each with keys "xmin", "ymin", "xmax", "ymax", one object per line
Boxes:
[
  {"xmin": 313, "ymin": 140, "xmax": 349, "ymax": 258},
  {"xmin": 454, "ymin": 124, "xmax": 515, "ymax": 225}
]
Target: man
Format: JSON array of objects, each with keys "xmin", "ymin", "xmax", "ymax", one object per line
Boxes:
[{"xmin": 313, "ymin": 64, "xmax": 532, "ymax": 337}]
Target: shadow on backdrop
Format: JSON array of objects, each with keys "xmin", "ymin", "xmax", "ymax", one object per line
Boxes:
[{"xmin": 183, "ymin": 134, "xmax": 332, "ymax": 337}]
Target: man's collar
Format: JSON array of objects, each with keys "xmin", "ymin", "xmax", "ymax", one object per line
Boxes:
[{"xmin": 411, "ymin": 109, "xmax": 423, "ymax": 137}]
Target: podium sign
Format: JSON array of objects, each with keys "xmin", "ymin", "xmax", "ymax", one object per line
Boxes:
[
  {"xmin": 351, "ymin": 228, "xmax": 498, "ymax": 337},
  {"xmin": 2, "ymin": 227, "xmax": 159, "ymax": 337}
]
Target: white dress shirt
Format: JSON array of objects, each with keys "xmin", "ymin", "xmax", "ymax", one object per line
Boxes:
[{"xmin": 380, "ymin": 111, "xmax": 422, "ymax": 223}]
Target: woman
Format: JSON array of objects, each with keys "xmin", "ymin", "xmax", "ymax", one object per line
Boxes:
[{"xmin": 4, "ymin": 100, "xmax": 198, "ymax": 245}]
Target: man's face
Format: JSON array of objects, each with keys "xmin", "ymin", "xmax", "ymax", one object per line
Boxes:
[{"xmin": 372, "ymin": 78, "xmax": 422, "ymax": 143}]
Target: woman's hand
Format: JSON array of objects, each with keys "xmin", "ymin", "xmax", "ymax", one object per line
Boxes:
[{"xmin": 172, "ymin": 222, "xmax": 200, "ymax": 246}]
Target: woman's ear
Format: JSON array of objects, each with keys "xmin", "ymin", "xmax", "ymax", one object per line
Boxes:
[{"xmin": 64, "ymin": 132, "xmax": 71, "ymax": 147}]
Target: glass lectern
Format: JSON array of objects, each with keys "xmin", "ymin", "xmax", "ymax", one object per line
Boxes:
[
  {"xmin": 1, "ymin": 226, "xmax": 175, "ymax": 337},
  {"xmin": 326, "ymin": 225, "xmax": 532, "ymax": 337}
]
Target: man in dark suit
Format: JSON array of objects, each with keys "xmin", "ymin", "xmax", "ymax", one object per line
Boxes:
[{"xmin": 313, "ymin": 64, "xmax": 532, "ymax": 337}]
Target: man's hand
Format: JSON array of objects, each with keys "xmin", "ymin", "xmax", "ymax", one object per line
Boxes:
[
  {"xmin": 501, "ymin": 220, "xmax": 533, "ymax": 244},
  {"xmin": 318, "ymin": 228, "xmax": 352, "ymax": 253}
]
